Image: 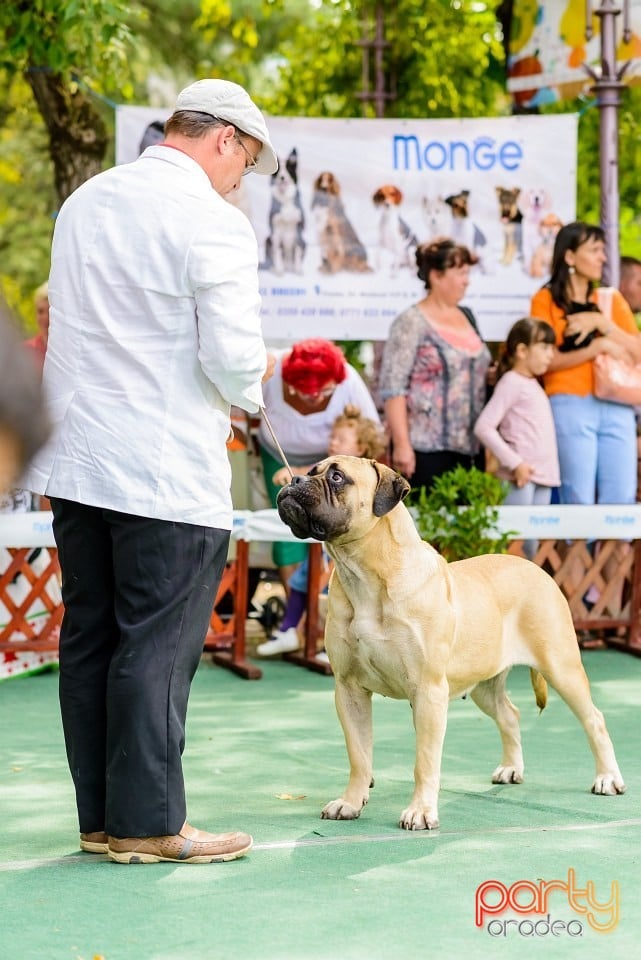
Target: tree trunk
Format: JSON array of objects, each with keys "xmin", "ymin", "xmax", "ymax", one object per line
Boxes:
[{"xmin": 25, "ymin": 67, "xmax": 109, "ymax": 205}]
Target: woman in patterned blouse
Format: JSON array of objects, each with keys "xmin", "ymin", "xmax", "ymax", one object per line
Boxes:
[{"xmin": 379, "ymin": 238, "xmax": 493, "ymax": 491}]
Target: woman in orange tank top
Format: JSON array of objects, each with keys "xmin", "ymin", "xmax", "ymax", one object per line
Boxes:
[{"xmin": 530, "ymin": 221, "xmax": 641, "ymax": 506}]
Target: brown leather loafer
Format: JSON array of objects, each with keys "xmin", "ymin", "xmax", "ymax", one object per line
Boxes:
[
  {"xmin": 80, "ymin": 831, "xmax": 109, "ymax": 854},
  {"xmin": 107, "ymin": 822, "xmax": 253, "ymax": 864}
]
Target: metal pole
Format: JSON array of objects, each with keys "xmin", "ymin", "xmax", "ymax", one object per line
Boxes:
[
  {"xmin": 584, "ymin": 1, "xmax": 631, "ymax": 287},
  {"xmin": 374, "ymin": 3, "xmax": 386, "ymax": 118},
  {"xmin": 355, "ymin": 2, "xmax": 392, "ymax": 117}
]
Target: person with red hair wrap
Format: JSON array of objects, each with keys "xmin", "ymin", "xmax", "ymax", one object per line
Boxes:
[
  {"xmin": 257, "ymin": 338, "xmax": 380, "ymax": 650},
  {"xmin": 280, "ymin": 338, "xmax": 347, "ymax": 396}
]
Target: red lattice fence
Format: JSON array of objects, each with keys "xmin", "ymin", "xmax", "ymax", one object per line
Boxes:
[{"xmin": 2, "ymin": 508, "xmax": 641, "ymax": 680}]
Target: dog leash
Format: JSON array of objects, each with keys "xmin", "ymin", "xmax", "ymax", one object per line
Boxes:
[{"xmin": 260, "ymin": 405, "xmax": 294, "ymax": 481}]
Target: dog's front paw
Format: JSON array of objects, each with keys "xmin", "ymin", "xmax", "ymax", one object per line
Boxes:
[
  {"xmin": 592, "ymin": 774, "xmax": 626, "ymax": 796},
  {"xmin": 399, "ymin": 806, "xmax": 439, "ymax": 831},
  {"xmin": 491, "ymin": 765, "xmax": 524, "ymax": 785},
  {"xmin": 321, "ymin": 798, "xmax": 364, "ymax": 820}
]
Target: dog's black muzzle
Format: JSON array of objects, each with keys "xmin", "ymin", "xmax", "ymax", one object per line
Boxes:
[{"xmin": 277, "ymin": 474, "xmax": 329, "ymax": 541}]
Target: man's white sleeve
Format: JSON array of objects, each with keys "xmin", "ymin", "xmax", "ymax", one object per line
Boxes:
[{"xmin": 190, "ymin": 209, "xmax": 267, "ymax": 413}]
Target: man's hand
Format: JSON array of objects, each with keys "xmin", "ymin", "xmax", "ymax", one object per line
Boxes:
[{"xmin": 262, "ymin": 352, "xmax": 276, "ymax": 383}]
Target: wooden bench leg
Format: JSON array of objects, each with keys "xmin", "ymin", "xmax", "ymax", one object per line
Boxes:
[
  {"xmin": 605, "ymin": 538, "xmax": 641, "ymax": 657},
  {"xmin": 284, "ymin": 543, "xmax": 332, "ymax": 675},
  {"xmin": 207, "ymin": 539, "xmax": 262, "ymax": 679}
]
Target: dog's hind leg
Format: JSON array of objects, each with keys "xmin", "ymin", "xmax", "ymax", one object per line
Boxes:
[
  {"xmin": 470, "ymin": 670, "xmax": 525, "ymax": 784},
  {"xmin": 321, "ymin": 680, "xmax": 374, "ymax": 821},
  {"xmin": 537, "ymin": 660, "xmax": 625, "ymax": 796}
]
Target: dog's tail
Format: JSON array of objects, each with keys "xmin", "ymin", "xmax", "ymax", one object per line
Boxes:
[{"xmin": 529, "ymin": 669, "xmax": 548, "ymax": 712}]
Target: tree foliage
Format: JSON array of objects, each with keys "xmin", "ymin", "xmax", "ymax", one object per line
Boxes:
[
  {"xmin": 0, "ymin": 75, "xmax": 56, "ymax": 319},
  {"xmin": 0, "ymin": 0, "xmax": 314, "ymax": 323},
  {"xmin": 0, "ymin": 0, "xmax": 139, "ymax": 321},
  {"xmin": 264, "ymin": 0, "xmax": 507, "ymax": 118},
  {"xmin": 1, "ymin": 0, "xmax": 639, "ymax": 327},
  {"xmin": 0, "ymin": 0, "xmax": 138, "ymax": 197},
  {"xmin": 573, "ymin": 89, "xmax": 641, "ymax": 258}
]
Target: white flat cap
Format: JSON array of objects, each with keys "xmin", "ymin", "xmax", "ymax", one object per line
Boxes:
[{"xmin": 174, "ymin": 79, "xmax": 278, "ymax": 176}]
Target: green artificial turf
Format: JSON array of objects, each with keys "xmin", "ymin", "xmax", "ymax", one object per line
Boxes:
[{"xmin": 1, "ymin": 650, "xmax": 639, "ymax": 959}]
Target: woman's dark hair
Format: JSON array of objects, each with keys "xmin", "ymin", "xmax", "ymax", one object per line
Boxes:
[
  {"xmin": 415, "ymin": 238, "xmax": 478, "ymax": 288},
  {"xmin": 497, "ymin": 317, "xmax": 556, "ymax": 379},
  {"xmin": 547, "ymin": 221, "xmax": 605, "ymax": 313}
]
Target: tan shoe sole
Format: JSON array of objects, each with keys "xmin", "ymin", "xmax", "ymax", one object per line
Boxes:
[{"xmin": 107, "ymin": 837, "xmax": 253, "ymax": 864}]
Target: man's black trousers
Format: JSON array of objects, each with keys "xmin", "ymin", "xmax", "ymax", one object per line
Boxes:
[{"xmin": 50, "ymin": 498, "xmax": 229, "ymax": 838}]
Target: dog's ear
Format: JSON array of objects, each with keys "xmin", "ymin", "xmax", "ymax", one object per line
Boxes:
[
  {"xmin": 372, "ymin": 462, "xmax": 411, "ymax": 517},
  {"xmin": 286, "ymin": 149, "xmax": 298, "ymax": 181}
]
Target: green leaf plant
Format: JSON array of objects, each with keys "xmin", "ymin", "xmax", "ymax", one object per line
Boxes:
[{"xmin": 410, "ymin": 465, "xmax": 516, "ymax": 562}]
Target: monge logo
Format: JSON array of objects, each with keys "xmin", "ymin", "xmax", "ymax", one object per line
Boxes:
[
  {"xmin": 392, "ymin": 134, "xmax": 523, "ymax": 172},
  {"xmin": 475, "ymin": 869, "xmax": 620, "ymax": 937}
]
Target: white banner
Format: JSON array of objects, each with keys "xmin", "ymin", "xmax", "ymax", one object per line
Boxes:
[
  {"xmin": 116, "ymin": 110, "xmax": 578, "ymax": 341},
  {"xmin": 5, "ymin": 504, "xmax": 641, "ymax": 546}
]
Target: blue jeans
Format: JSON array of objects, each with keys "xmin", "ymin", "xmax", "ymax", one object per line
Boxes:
[
  {"xmin": 289, "ymin": 551, "xmax": 329, "ymax": 593},
  {"xmin": 503, "ymin": 481, "xmax": 553, "ymax": 560},
  {"xmin": 549, "ymin": 393, "xmax": 636, "ymax": 505}
]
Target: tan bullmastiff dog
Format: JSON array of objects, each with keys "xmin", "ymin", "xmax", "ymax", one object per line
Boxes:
[{"xmin": 276, "ymin": 455, "xmax": 625, "ymax": 830}]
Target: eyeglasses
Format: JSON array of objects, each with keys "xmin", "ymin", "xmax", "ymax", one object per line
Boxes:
[
  {"xmin": 234, "ymin": 133, "xmax": 258, "ymax": 176},
  {"xmin": 293, "ymin": 383, "xmax": 337, "ymax": 401},
  {"xmin": 192, "ymin": 112, "xmax": 258, "ymax": 176}
]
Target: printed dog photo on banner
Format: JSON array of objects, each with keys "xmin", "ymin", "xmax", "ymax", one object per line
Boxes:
[
  {"xmin": 421, "ymin": 194, "xmax": 451, "ymax": 241},
  {"xmin": 444, "ymin": 189, "xmax": 488, "ymax": 272},
  {"xmin": 260, "ymin": 149, "xmax": 306, "ymax": 276},
  {"xmin": 115, "ymin": 109, "xmax": 578, "ymax": 342},
  {"xmin": 243, "ymin": 115, "xmax": 577, "ymax": 342},
  {"xmin": 311, "ymin": 171, "xmax": 372, "ymax": 274},
  {"xmin": 371, "ymin": 184, "xmax": 419, "ymax": 277}
]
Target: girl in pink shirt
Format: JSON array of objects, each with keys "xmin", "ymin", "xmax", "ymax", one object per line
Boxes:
[{"xmin": 474, "ymin": 318, "xmax": 560, "ymax": 556}]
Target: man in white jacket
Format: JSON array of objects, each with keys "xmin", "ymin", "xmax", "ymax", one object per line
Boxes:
[{"xmin": 23, "ymin": 79, "xmax": 277, "ymax": 864}]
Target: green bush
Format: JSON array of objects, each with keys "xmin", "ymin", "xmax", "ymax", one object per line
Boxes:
[{"xmin": 410, "ymin": 465, "xmax": 515, "ymax": 561}]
